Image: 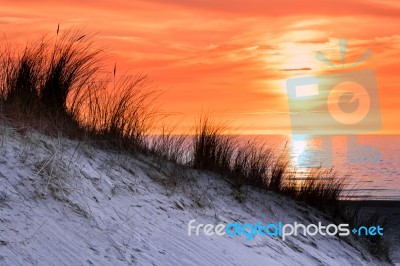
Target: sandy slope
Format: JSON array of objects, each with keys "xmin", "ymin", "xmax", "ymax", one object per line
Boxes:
[{"xmin": 0, "ymin": 127, "xmax": 393, "ymax": 265}]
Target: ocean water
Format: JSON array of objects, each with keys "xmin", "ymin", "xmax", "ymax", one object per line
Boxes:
[{"xmin": 247, "ymin": 135, "xmax": 400, "ymax": 201}]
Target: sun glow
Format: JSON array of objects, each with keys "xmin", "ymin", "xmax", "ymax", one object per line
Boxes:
[{"xmin": 290, "ymin": 137, "xmax": 308, "ymax": 167}]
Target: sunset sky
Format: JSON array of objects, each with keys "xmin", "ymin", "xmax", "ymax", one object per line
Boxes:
[{"xmin": 1, "ymin": 0, "xmax": 399, "ymax": 134}]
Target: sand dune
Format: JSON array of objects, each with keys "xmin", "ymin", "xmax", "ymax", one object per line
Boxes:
[{"xmin": 0, "ymin": 127, "xmax": 393, "ymax": 265}]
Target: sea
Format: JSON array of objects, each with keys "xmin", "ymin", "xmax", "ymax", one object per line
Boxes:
[{"xmin": 247, "ymin": 135, "xmax": 400, "ymax": 201}]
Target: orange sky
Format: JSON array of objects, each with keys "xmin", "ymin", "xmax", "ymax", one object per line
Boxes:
[{"xmin": 1, "ymin": 0, "xmax": 400, "ymax": 134}]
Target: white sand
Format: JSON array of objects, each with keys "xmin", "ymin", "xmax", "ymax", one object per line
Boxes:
[{"xmin": 0, "ymin": 126, "xmax": 393, "ymax": 265}]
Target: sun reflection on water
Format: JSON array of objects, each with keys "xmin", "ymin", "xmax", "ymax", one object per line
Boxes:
[{"xmin": 288, "ymin": 135, "xmax": 309, "ymax": 169}]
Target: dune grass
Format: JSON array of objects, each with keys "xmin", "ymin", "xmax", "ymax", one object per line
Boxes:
[
  {"xmin": 190, "ymin": 116, "xmax": 346, "ymax": 212},
  {"xmin": 147, "ymin": 124, "xmax": 189, "ymax": 164},
  {"xmin": 192, "ymin": 115, "xmax": 236, "ymax": 174},
  {"xmin": 0, "ymin": 28, "xmax": 158, "ymax": 151},
  {"xmin": 230, "ymin": 140, "xmax": 272, "ymax": 189},
  {"xmin": 80, "ymin": 74, "xmax": 160, "ymax": 152}
]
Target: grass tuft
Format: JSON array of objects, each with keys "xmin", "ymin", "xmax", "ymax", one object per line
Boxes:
[
  {"xmin": 192, "ymin": 115, "xmax": 235, "ymax": 174},
  {"xmin": 0, "ymin": 28, "xmax": 159, "ymax": 151},
  {"xmin": 191, "ymin": 115, "xmax": 346, "ymax": 212}
]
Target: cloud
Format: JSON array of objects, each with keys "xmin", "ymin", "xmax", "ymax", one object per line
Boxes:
[
  {"xmin": 138, "ymin": 0, "xmax": 400, "ymax": 17},
  {"xmin": 281, "ymin": 68, "xmax": 312, "ymax": 71}
]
